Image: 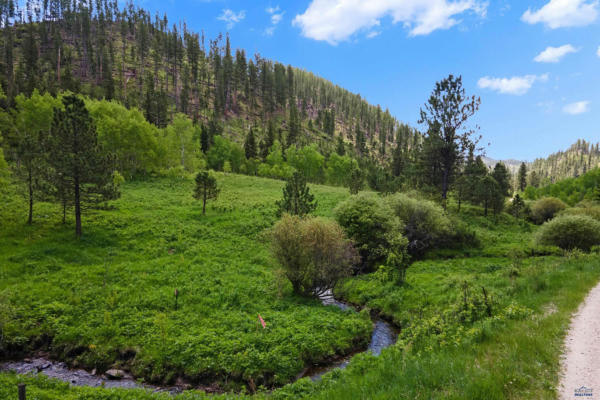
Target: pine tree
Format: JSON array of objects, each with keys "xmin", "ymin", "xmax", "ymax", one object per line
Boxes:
[
  {"xmin": 48, "ymin": 95, "xmax": 120, "ymax": 237},
  {"xmin": 518, "ymin": 162, "xmax": 527, "ymax": 192},
  {"xmin": 492, "ymin": 162, "xmax": 511, "ymax": 197},
  {"xmin": 336, "ymin": 134, "xmax": 346, "ymax": 156},
  {"xmin": 244, "ymin": 127, "xmax": 257, "ymax": 159},
  {"xmin": 276, "ymin": 171, "xmax": 317, "ymax": 217},
  {"xmin": 418, "ymin": 75, "xmax": 480, "ymax": 207},
  {"xmin": 193, "ymin": 170, "xmax": 220, "ymax": 215},
  {"xmin": 348, "ymin": 165, "xmax": 363, "ymax": 195},
  {"xmin": 200, "ymin": 124, "xmax": 210, "ymax": 153}
]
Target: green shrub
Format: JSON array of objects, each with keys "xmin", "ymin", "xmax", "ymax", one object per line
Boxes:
[
  {"xmin": 560, "ymin": 201, "xmax": 600, "ymax": 221},
  {"xmin": 271, "ymin": 214, "xmax": 359, "ymax": 297},
  {"xmin": 334, "ymin": 193, "xmax": 407, "ymax": 271},
  {"xmin": 529, "ymin": 197, "xmax": 567, "ymax": 224},
  {"xmin": 535, "ymin": 215, "xmax": 600, "ymax": 251},
  {"xmin": 385, "ymin": 193, "xmax": 452, "ymax": 256}
]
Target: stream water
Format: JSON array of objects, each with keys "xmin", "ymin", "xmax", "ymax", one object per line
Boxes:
[
  {"xmin": 0, "ymin": 291, "xmax": 397, "ymax": 391},
  {"xmin": 301, "ymin": 290, "xmax": 397, "ymax": 381}
]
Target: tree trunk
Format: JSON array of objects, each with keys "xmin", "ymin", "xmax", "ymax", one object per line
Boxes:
[
  {"xmin": 62, "ymin": 199, "xmax": 67, "ymax": 224},
  {"xmin": 202, "ymin": 189, "xmax": 207, "ymax": 215},
  {"xmin": 27, "ymin": 168, "xmax": 33, "ymax": 225},
  {"xmin": 75, "ymin": 175, "xmax": 82, "ymax": 237},
  {"xmin": 441, "ymin": 166, "xmax": 449, "ymax": 210}
]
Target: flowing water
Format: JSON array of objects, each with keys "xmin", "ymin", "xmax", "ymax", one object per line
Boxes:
[
  {"xmin": 301, "ymin": 290, "xmax": 398, "ymax": 381},
  {"xmin": 1, "ymin": 291, "xmax": 397, "ymax": 390}
]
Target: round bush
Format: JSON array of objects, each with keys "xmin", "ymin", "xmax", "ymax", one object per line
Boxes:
[
  {"xmin": 271, "ymin": 214, "xmax": 359, "ymax": 297},
  {"xmin": 334, "ymin": 193, "xmax": 407, "ymax": 270},
  {"xmin": 530, "ymin": 197, "xmax": 567, "ymax": 224},
  {"xmin": 535, "ymin": 215, "xmax": 600, "ymax": 251},
  {"xmin": 385, "ymin": 193, "xmax": 452, "ymax": 256}
]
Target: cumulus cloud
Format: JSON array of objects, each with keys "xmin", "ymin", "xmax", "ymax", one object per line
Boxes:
[
  {"xmin": 477, "ymin": 74, "xmax": 549, "ymax": 95},
  {"xmin": 522, "ymin": 0, "xmax": 598, "ymax": 29},
  {"xmin": 293, "ymin": 0, "xmax": 488, "ymax": 44},
  {"xmin": 217, "ymin": 9, "xmax": 246, "ymax": 30},
  {"xmin": 597, "ymin": 45, "xmax": 600, "ymax": 57},
  {"xmin": 264, "ymin": 5, "xmax": 285, "ymax": 36},
  {"xmin": 534, "ymin": 44, "xmax": 578, "ymax": 63},
  {"xmin": 563, "ymin": 101, "xmax": 590, "ymax": 114}
]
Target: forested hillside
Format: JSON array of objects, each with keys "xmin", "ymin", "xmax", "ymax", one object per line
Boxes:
[
  {"xmin": 529, "ymin": 139, "xmax": 600, "ymax": 185},
  {"xmin": 0, "ymin": 0, "xmax": 420, "ymax": 161}
]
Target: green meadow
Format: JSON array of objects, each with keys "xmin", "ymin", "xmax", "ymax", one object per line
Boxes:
[{"xmin": 1, "ymin": 173, "xmax": 599, "ymax": 399}]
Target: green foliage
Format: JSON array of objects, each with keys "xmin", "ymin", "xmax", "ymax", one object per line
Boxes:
[
  {"xmin": 347, "ymin": 165, "xmax": 364, "ymax": 195},
  {"xmin": 560, "ymin": 201, "xmax": 600, "ymax": 221},
  {"xmin": 529, "ymin": 197, "xmax": 567, "ymax": 224},
  {"xmin": 286, "ymin": 144, "xmax": 325, "ymax": 183},
  {"xmin": 418, "ymin": 75, "xmax": 480, "ymax": 204},
  {"xmin": 48, "ymin": 95, "xmax": 120, "ymax": 237},
  {"xmin": 385, "ymin": 193, "xmax": 452, "ymax": 256},
  {"xmin": 87, "ymin": 99, "xmax": 164, "ymax": 178},
  {"xmin": 326, "ymin": 153, "xmax": 356, "ymax": 187},
  {"xmin": 193, "ymin": 171, "xmax": 220, "ymax": 215},
  {"xmin": 276, "ymin": 172, "xmax": 317, "ymax": 217},
  {"xmin": 0, "ymin": 174, "xmax": 370, "ymax": 390},
  {"xmin": 524, "ymin": 168, "xmax": 600, "ymax": 205},
  {"xmin": 334, "ymin": 193, "xmax": 407, "ymax": 271},
  {"xmin": 507, "ymin": 194, "xmax": 527, "ymax": 219},
  {"xmin": 535, "ymin": 215, "xmax": 600, "ymax": 251},
  {"xmin": 271, "ymin": 215, "xmax": 358, "ymax": 297}
]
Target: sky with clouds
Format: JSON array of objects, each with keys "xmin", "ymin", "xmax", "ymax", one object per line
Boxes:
[{"xmin": 127, "ymin": 0, "xmax": 599, "ymax": 161}]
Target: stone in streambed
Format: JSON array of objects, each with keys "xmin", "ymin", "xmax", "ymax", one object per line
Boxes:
[{"xmin": 104, "ymin": 369, "xmax": 126, "ymax": 379}]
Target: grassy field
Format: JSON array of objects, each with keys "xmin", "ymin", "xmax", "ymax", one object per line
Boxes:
[
  {"xmin": 1, "ymin": 173, "xmax": 599, "ymax": 399},
  {"xmin": 0, "ymin": 173, "xmax": 371, "ymax": 391}
]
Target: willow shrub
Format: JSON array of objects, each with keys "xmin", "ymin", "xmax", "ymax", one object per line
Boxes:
[
  {"xmin": 535, "ymin": 215, "xmax": 600, "ymax": 251},
  {"xmin": 271, "ymin": 214, "xmax": 359, "ymax": 297},
  {"xmin": 530, "ymin": 197, "xmax": 567, "ymax": 224}
]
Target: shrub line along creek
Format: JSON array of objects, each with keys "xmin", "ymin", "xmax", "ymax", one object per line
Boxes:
[{"xmin": 0, "ymin": 290, "xmax": 397, "ymax": 393}]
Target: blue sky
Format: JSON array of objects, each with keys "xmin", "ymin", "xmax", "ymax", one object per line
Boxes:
[{"xmin": 131, "ymin": 0, "xmax": 599, "ymax": 161}]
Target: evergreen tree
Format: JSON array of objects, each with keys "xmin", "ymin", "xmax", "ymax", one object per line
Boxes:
[
  {"xmin": 509, "ymin": 194, "xmax": 525, "ymax": 219},
  {"xmin": 244, "ymin": 127, "xmax": 257, "ymax": 159},
  {"xmin": 418, "ymin": 75, "xmax": 481, "ymax": 207},
  {"xmin": 276, "ymin": 171, "xmax": 317, "ymax": 217},
  {"xmin": 348, "ymin": 165, "xmax": 363, "ymax": 195},
  {"xmin": 336, "ymin": 134, "xmax": 346, "ymax": 156},
  {"xmin": 200, "ymin": 124, "xmax": 210, "ymax": 153},
  {"xmin": 476, "ymin": 175, "xmax": 501, "ymax": 217},
  {"xmin": 529, "ymin": 170, "xmax": 541, "ymax": 188},
  {"xmin": 48, "ymin": 95, "xmax": 120, "ymax": 237},
  {"xmin": 261, "ymin": 120, "xmax": 275, "ymax": 160},
  {"xmin": 288, "ymin": 100, "xmax": 300, "ymax": 147},
  {"xmin": 518, "ymin": 162, "xmax": 527, "ymax": 192},
  {"xmin": 492, "ymin": 162, "xmax": 511, "ymax": 197},
  {"xmin": 193, "ymin": 170, "xmax": 220, "ymax": 215}
]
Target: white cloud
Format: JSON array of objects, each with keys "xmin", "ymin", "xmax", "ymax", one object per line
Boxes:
[
  {"xmin": 534, "ymin": 44, "xmax": 578, "ymax": 63},
  {"xmin": 597, "ymin": 45, "xmax": 600, "ymax": 57},
  {"xmin": 563, "ymin": 101, "xmax": 590, "ymax": 114},
  {"xmin": 522, "ymin": 0, "xmax": 598, "ymax": 29},
  {"xmin": 293, "ymin": 0, "xmax": 488, "ymax": 45},
  {"xmin": 477, "ymin": 74, "xmax": 549, "ymax": 95},
  {"xmin": 264, "ymin": 5, "xmax": 284, "ymax": 36},
  {"xmin": 217, "ymin": 9, "xmax": 246, "ymax": 30},
  {"xmin": 366, "ymin": 31, "xmax": 381, "ymax": 38}
]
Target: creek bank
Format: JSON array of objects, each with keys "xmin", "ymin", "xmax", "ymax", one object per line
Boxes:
[
  {"xmin": 300, "ymin": 290, "xmax": 398, "ymax": 381},
  {"xmin": 1, "ymin": 291, "xmax": 398, "ymax": 392}
]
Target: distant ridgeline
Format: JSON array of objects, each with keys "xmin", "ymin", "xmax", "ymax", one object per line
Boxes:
[
  {"xmin": 530, "ymin": 139, "xmax": 600, "ymax": 185},
  {"xmin": 0, "ymin": 0, "xmax": 420, "ymax": 161}
]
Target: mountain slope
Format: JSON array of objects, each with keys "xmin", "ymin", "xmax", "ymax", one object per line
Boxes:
[{"xmin": 0, "ymin": 1, "xmax": 420, "ymax": 160}]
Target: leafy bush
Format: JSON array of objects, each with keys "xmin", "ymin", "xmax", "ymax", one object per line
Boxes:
[
  {"xmin": 560, "ymin": 201, "xmax": 600, "ymax": 221},
  {"xmin": 385, "ymin": 193, "xmax": 452, "ymax": 256},
  {"xmin": 271, "ymin": 214, "xmax": 359, "ymax": 297},
  {"xmin": 334, "ymin": 193, "xmax": 408, "ymax": 271},
  {"xmin": 529, "ymin": 197, "xmax": 567, "ymax": 224},
  {"xmin": 535, "ymin": 215, "xmax": 600, "ymax": 251}
]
